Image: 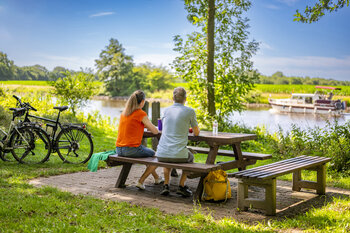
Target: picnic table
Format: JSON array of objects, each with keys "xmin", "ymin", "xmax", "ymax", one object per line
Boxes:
[
  {"xmin": 107, "ymin": 130, "xmax": 271, "ymax": 200},
  {"xmin": 144, "ymin": 130, "xmax": 269, "ymax": 171}
]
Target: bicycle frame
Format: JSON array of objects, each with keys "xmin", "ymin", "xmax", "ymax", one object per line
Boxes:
[{"xmin": 0, "ymin": 120, "xmax": 30, "ymax": 150}]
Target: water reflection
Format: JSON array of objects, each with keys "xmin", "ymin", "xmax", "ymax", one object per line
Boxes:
[{"xmin": 83, "ymin": 99, "xmax": 350, "ymax": 133}]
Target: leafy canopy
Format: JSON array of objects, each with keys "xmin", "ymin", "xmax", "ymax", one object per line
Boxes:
[
  {"xmin": 51, "ymin": 71, "xmax": 98, "ymax": 116},
  {"xmin": 295, "ymin": 0, "xmax": 349, "ymax": 23},
  {"xmin": 173, "ymin": 0, "xmax": 259, "ymax": 125}
]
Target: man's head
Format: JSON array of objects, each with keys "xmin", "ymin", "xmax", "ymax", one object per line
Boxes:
[{"xmin": 173, "ymin": 87, "xmax": 187, "ymax": 104}]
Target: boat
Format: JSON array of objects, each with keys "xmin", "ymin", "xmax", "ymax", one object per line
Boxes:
[{"xmin": 268, "ymin": 86, "xmax": 346, "ymax": 115}]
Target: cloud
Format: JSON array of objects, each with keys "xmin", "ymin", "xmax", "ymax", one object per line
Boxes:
[
  {"xmin": 277, "ymin": 0, "xmax": 299, "ymax": 6},
  {"xmin": 253, "ymin": 55, "xmax": 350, "ymax": 80},
  {"xmin": 89, "ymin": 12, "xmax": 115, "ymax": 18},
  {"xmin": 265, "ymin": 4, "xmax": 280, "ymax": 10},
  {"xmin": 134, "ymin": 53, "xmax": 177, "ymax": 67}
]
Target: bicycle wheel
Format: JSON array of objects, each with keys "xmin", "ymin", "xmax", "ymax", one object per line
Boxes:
[
  {"xmin": 10, "ymin": 125, "xmax": 51, "ymax": 164},
  {"xmin": 56, "ymin": 126, "xmax": 93, "ymax": 164}
]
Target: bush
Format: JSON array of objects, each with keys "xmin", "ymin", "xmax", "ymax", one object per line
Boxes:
[{"xmin": 0, "ymin": 105, "xmax": 11, "ymax": 128}]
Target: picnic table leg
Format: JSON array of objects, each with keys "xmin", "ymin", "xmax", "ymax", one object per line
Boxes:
[
  {"xmin": 232, "ymin": 143, "xmax": 245, "ymax": 171},
  {"xmin": 193, "ymin": 175, "xmax": 206, "ymax": 202},
  {"xmin": 115, "ymin": 163, "xmax": 132, "ymax": 188},
  {"xmin": 206, "ymin": 145, "xmax": 219, "ymax": 164},
  {"xmin": 292, "ymin": 170, "xmax": 302, "ymax": 192}
]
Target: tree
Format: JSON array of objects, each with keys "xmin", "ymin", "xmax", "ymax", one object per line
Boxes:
[
  {"xmin": 95, "ymin": 39, "xmax": 135, "ymax": 96},
  {"xmin": 295, "ymin": 0, "xmax": 349, "ymax": 23},
  {"xmin": 51, "ymin": 71, "xmax": 98, "ymax": 116},
  {"xmin": 0, "ymin": 51, "xmax": 15, "ymax": 80},
  {"xmin": 173, "ymin": 0, "xmax": 259, "ymax": 125},
  {"xmin": 133, "ymin": 63, "xmax": 174, "ymax": 93}
]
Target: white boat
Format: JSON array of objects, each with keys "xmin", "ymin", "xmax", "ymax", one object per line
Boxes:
[{"xmin": 268, "ymin": 86, "xmax": 346, "ymax": 115}]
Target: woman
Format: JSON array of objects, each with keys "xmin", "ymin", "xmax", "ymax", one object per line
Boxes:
[{"xmin": 116, "ymin": 90, "xmax": 163, "ymax": 189}]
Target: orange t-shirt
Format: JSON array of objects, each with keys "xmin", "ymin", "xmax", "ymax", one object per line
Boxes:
[{"xmin": 116, "ymin": 109, "xmax": 147, "ymax": 147}]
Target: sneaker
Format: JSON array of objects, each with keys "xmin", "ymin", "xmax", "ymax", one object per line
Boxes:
[
  {"xmin": 136, "ymin": 182, "xmax": 145, "ymax": 190},
  {"xmin": 176, "ymin": 185, "xmax": 192, "ymax": 197},
  {"xmin": 154, "ymin": 176, "xmax": 164, "ymax": 185},
  {"xmin": 160, "ymin": 184, "xmax": 170, "ymax": 196}
]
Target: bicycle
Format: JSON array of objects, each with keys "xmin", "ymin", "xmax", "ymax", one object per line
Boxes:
[
  {"xmin": 12, "ymin": 95, "xmax": 94, "ymax": 164},
  {"xmin": 0, "ymin": 107, "xmax": 51, "ymax": 164}
]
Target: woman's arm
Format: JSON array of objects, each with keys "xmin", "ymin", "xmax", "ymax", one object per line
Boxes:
[{"xmin": 142, "ymin": 116, "xmax": 159, "ymax": 134}]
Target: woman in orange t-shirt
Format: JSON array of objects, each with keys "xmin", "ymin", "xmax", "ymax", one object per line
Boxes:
[{"xmin": 116, "ymin": 90, "xmax": 163, "ymax": 190}]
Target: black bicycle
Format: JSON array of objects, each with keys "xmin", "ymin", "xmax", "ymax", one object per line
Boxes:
[
  {"xmin": 0, "ymin": 107, "xmax": 51, "ymax": 164},
  {"xmin": 12, "ymin": 95, "xmax": 94, "ymax": 164}
]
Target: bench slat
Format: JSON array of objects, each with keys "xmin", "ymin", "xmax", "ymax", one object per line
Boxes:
[
  {"xmin": 242, "ymin": 157, "xmax": 327, "ymax": 179},
  {"xmin": 108, "ymin": 154, "xmax": 221, "ymax": 173},
  {"xmin": 187, "ymin": 146, "xmax": 271, "ymax": 160},
  {"xmin": 236, "ymin": 156, "xmax": 320, "ymax": 178},
  {"xmin": 233, "ymin": 155, "xmax": 331, "ymax": 180}
]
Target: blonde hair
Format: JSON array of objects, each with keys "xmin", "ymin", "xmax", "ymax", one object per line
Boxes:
[{"xmin": 122, "ymin": 90, "xmax": 145, "ymax": 116}]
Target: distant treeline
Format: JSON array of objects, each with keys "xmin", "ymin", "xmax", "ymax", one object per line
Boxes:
[
  {"xmin": 2, "ymin": 51, "xmax": 349, "ymax": 86},
  {"xmin": 0, "ymin": 51, "xmax": 94, "ymax": 81},
  {"xmin": 257, "ymin": 71, "xmax": 350, "ymax": 86}
]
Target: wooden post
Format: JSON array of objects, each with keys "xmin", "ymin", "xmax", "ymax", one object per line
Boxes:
[
  {"xmin": 292, "ymin": 170, "xmax": 302, "ymax": 191},
  {"xmin": 151, "ymin": 102, "xmax": 160, "ymax": 151},
  {"xmin": 142, "ymin": 101, "xmax": 149, "ymax": 147},
  {"xmin": 316, "ymin": 164, "xmax": 326, "ymax": 195}
]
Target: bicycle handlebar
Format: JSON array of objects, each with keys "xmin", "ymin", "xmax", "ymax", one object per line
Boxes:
[
  {"xmin": 13, "ymin": 95, "xmax": 22, "ymax": 106},
  {"xmin": 24, "ymin": 102, "xmax": 37, "ymax": 112}
]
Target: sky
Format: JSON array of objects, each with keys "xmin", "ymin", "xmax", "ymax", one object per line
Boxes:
[{"xmin": 0, "ymin": 0, "xmax": 349, "ymax": 81}]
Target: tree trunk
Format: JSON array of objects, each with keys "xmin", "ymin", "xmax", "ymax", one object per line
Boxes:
[{"xmin": 207, "ymin": 0, "xmax": 216, "ymax": 117}]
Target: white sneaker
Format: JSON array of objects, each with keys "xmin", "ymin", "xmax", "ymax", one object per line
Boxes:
[
  {"xmin": 136, "ymin": 182, "xmax": 145, "ymax": 190},
  {"xmin": 154, "ymin": 176, "xmax": 164, "ymax": 185}
]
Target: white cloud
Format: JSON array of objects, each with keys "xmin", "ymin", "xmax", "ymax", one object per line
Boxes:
[
  {"xmin": 134, "ymin": 53, "xmax": 177, "ymax": 67},
  {"xmin": 253, "ymin": 55, "xmax": 350, "ymax": 80},
  {"xmin": 89, "ymin": 12, "xmax": 115, "ymax": 18},
  {"xmin": 265, "ymin": 4, "xmax": 280, "ymax": 10},
  {"xmin": 277, "ymin": 0, "xmax": 299, "ymax": 6}
]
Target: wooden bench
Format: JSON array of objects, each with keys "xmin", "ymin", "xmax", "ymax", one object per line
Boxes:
[
  {"xmin": 231, "ymin": 155, "xmax": 331, "ymax": 215},
  {"xmin": 106, "ymin": 154, "xmax": 221, "ymax": 200},
  {"xmin": 187, "ymin": 146, "xmax": 272, "ymax": 160}
]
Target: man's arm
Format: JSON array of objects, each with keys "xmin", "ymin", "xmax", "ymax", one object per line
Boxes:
[
  {"xmin": 142, "ymin": 116, "xmax": 159, "ymax": 134},
  {"xmin": 192, "ymin": 126, "xmax": 200, "ymax": 136}
]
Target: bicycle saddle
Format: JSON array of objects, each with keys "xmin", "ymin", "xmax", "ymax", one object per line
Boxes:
[{"xmin": 53, "ymin": 106, "xmax": 69, "ymax": 111}]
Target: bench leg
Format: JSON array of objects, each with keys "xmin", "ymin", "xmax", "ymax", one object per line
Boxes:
[
  {"xmin": 292, "ymin": 170, "xmax": 302, "ymax": 192},
  {"xmin": 237, "ymin": 178, "xmax": 276, "ymax": 215},
  {"xmin": 316, "ymin": 164, "xmax": 326, "ymax": 195},
  {"xmin": 193, "ymin": 175, "xmax": 206, "ymax": 202},
  {"xmin": 265, "ymin": 178, "xmax": 276, "ymax": 216},
  {"xmin": 115, "ymin": 163, "xmax": 132, "ymax": 188},
  {"xmin": 237, "ymin": 180, "xmax": 248, "ymax": 211}
]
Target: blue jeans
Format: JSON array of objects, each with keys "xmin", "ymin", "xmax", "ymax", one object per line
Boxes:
[{"xmin": 116, "ymin": 145, "xmax": 155, "ymax": 158}]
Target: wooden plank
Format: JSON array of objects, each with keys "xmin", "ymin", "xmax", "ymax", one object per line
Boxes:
[
  {"xmin": 242, "ymin": 156, "xmax": 321, "ymax": 178},
  {"xmin": 233, "ymin": 156, "xmax": 310, "ymax": 178},
  {"xmin": 257, "ymin": 159, "xmax": 331, "ymax": 180},
  {"xmin": 187, "ymin": 146, "xmax": 272, "ymax": 160},
  {"xmin": 115, "ymin": 163, "xmax": 132, "ymax": 188},
  {"xmin": 108, "ymin": 155, "xmax": 221, "ymax": 173},
  {"xmin": 233, "ymin": 156, "xmax": 330, "ymax": 178}
]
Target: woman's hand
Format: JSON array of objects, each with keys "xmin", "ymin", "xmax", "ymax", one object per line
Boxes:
[{"xmin": 142, "ymin": 116, "xmax": 159, "ymax": 134}]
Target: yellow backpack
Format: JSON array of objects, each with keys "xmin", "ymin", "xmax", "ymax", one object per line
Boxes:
[{"xmin": 202, "ymin": 169, "xmax": 231, "ymax": 202}]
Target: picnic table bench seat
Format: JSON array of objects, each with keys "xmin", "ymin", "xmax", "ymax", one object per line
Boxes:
[
  {"xmin": 106, "ymin": 154, "xmax": 221, "ymax": 200},
  {"xmin": 231, "ymin": 155, "xmax": 331, "ymax": 215},
  {"xmin": 187, "ymin": 146, "xmax": 272, "ymax": 160}
]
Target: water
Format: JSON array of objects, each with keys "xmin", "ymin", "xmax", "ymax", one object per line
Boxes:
[{"xmin": 82, "ymin": 99, "xmax": 350, "ymax": 133}]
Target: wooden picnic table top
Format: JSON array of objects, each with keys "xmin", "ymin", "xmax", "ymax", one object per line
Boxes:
[{"xmin": 143, "ymin": 130, "xmax": 257, "ymax": 145}]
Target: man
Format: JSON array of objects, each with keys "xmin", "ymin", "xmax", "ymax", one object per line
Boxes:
[{"xmin": 156, "ymin": 87, "xmax": 200, "ymax": 197}]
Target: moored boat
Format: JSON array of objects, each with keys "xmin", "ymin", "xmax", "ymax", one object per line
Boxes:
[{"xmin": 268, "ymin": 86, "xmax": 346, "ymax": 115}]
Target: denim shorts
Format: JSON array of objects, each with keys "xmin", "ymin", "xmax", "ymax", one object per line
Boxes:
[{"xmin": 116, "ymin": 145, "xmax": 155, "ymax": 158}]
